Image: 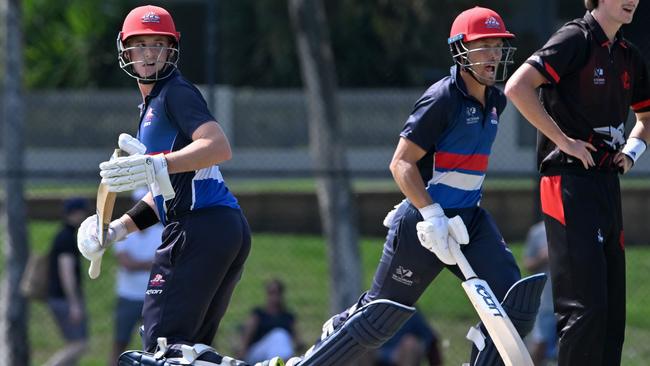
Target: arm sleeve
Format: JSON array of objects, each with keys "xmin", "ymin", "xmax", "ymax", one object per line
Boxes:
[
  {"xmin": 630, "ymin": 47, "xmax": 650, "ymax": 113},
  {"xmin": 399, "ymin": 93, "xmax": 449, "ymax": 152},
  {"xmin": 525, "ymin": 24, "xmax": 589, "ymax": 84},
  {"xmin": 165, "ymin": 84, "xmax": 217, "ymax": 139}
]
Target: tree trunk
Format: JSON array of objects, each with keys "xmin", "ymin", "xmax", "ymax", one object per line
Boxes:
[
  {"xmin": 288, "ymin": 0, "xmax": 362, "ymax": 313},
  {"xmin": 0, "ymin": 0, "xmax": 30, "ymax": 364}
]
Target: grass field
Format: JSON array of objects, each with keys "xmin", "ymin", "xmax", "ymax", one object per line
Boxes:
[{"xmin": 16, "ymin": 222, "xmax": 650, "ymax": 365}]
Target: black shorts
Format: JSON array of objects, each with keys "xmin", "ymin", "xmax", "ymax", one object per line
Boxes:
[{"xmin": 141, "ymin": 206, "xmax": 251, "ymax": 351}]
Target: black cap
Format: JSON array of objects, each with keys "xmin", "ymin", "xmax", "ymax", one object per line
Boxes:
[{"xmin": 63, "ymin": 197, "xmax": 88, "ymax": 214}]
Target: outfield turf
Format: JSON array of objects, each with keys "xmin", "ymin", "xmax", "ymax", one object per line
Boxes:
[{"xmin": 15, "ymin": 222, "xmax": 650, "ymax": 365}]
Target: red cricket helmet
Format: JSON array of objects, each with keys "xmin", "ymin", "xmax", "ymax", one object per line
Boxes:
[
  {"xmin": 117, "ymin": 5, "xmax": 181, "ymax": 83},
  {"xmin": 447, "ymin": 7, "xmax": 516, "ymax": 84},
  {"xmin": 448, "ymin": 6, "xmax": 514, "ymax": 44},
  {"xmin": 119, "ymin": 5, "xmax": 180, "ymax": 43}
]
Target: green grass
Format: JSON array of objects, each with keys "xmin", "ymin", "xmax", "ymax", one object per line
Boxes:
[{"xmin": 12, "ymin": 222, "xmax": 650, "ymax": 365}]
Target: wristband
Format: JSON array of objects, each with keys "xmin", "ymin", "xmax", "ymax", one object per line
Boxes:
[
  {"xmin": 621, "ymin": 137, "xmax": 647, "ymax": 165},
  {"xmin": 126, "ymin": 200, "xmax": 160, "ymax": 230},
  {"xmin": 419, "ymin": 203, "xmax": 444, "ymax": 220}
]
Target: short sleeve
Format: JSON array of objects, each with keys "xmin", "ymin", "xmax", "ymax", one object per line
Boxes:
[
  {"xmin": 399, "ymin": 94, "xmax": 449, "ymax": 152},
  {"xmin": 525, "ymin": 24, "xmax": 589, "ymax": 84},
  {"xmin": 165, "ymin": 84, "xmax": 216, "ymax": 139},
  {"xmin": 630, "ymin": 48, "xmax": 650, "ymax": 113}
]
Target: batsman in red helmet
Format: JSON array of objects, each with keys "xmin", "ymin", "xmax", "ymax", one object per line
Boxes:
[
  {"xmin": 76, "ymin": 5, "xmax": 282, "ymax": 366},
  {"xmin": 285, "ymin": 7, "xmax": 544, "ymax": 366},
  {"xmin": 506, "ymin": 0, "xmax": 650, "ymax": 364}
]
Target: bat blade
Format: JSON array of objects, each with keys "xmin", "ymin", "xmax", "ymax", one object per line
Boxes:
[
  {"xmin": 90, "ymin": 148, "xmax": 124, "ymax": 279},
  {"xmin": 462, "ymin": 278, "xmax": 533, "ymax": 366}
]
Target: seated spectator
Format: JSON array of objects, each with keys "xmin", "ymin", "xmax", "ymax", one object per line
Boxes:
[
  {"xmin": 239, "ymin": 279, "xmax": 302, "ymax": 363},
  {"xmin": 375, "ymin": 309, "xmax": 442, "ymax": 366}
]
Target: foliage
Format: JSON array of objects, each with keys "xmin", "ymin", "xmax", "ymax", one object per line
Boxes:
[{"xmin": 23, "ymin": 0, "xmax": 128, "ymax": 88}]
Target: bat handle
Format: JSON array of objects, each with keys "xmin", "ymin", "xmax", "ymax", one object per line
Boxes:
[
  {"xmin": 88, "ymin": 256, "xmax": 102, "ymax": 279},
  {"xmin": 449, "ymin": 237, "xmax": 477, "ymax": 280}
]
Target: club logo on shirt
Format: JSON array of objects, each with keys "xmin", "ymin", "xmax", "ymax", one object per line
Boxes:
[
  {"xmin": 466, "ymin": 106, "xmax": 480, "ymax": 124},
  {"xmin": 489, "ymin": 107, "xmax": 498, "ymax": 125},
  {"xmin": 392, "ymin": 266, "xmax": 414, "ymax": 286},
  {"xmin": 141, "ymin": 12, "xmax": 161, "ymax": 24},
  {"xmin": 149, "ymin": 273, "xmax": 166, "ymax": 287},
  {"xmin": 597, "ymin": 228, "xmax": 604, "ymax": 244},
  {"xmin": 621, "ymin": 70, "xmax": 631, "ymax": 90},
  {"xmin": 143, "ymin": 107, "xmax": 155, "ymax": 127},
  {"xmin": 484, "ymin": 16, "xmax": 501, "ymax": 29},
  {"xmin": 593, "ymin": 68, "xmax": 606, "ymax": 85}
]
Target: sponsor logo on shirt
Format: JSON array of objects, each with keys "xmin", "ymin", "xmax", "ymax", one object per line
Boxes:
[
  {"xmin": 392, "ymin": 265, "xmax": 414, "ymax": 286},
  {"xmin": 466, "ymin": 106, "xmax": 481, "ymax": 124},
  {"xmin": 593, "ymin": 67, "xmax": 606, "ymax": 85},
  {"xmin": 593, "ymin": 123, "xmax": 625, "ymax": 149}
]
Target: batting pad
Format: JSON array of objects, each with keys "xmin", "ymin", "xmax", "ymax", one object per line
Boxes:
[
  {"xmin": 469, "ymin": 273, "xmax": 547, "ymax": 366},
  {"xmin": 296, "ymin": 299, "xmax": 415, "ymax": 366}
]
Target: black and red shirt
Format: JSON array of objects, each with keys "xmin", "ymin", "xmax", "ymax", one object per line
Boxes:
[{"xmin": 526, "ymin": 11, "xmax": 650, "ymax": 172}]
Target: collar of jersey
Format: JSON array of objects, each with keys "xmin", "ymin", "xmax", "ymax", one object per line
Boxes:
[
  {"xmin": 450, "ymin": 65, "xmax": 470, "ymax": 97},
  {"xmin": 583, "ymin": 11, "xmax": 622, "ymax": 47},
  {"xmin": 450, "ymin": 65, "xmax": 493, "ymax": 104},
  {"xmin": 146, "ymin": 69, "xmax": 179, "ymax": 99}
]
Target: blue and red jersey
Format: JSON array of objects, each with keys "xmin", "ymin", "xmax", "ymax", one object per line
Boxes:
[
  {"xmin": 136, "ymin": 70, "xmax": 239, "ymax": 222},
  {"xmin": 400, "ymin": 66, "xmax": 507, "ymax": 208}
]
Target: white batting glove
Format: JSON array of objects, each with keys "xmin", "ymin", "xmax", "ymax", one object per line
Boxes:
[
  {"xmin": 99, "ymin": 153, "xmax": 175, "ymax": 200},
  {"xmin": 416, "ymin": 203, "xmax": 455, "ymax": 264},
  {"xmin": 77, "ymin": 214, "xmax": 128, "ymax": 263},
  {"xmin": 416, "ymin": 205, "xmax": 470, "ymax": 265}
]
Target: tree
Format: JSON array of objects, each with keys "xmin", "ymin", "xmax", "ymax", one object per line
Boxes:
[{"xmin": 289, "ymin": 0, "xmax": 362, "ymax": 313}]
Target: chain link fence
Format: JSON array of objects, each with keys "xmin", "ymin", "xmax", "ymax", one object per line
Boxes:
[
  {"xmin": 7, "ymin": 84, "xmax": 650, "ymax": 365},
  {"xmin": 4, "ymin": 2, "xmax": 650, "ymax": 365}
]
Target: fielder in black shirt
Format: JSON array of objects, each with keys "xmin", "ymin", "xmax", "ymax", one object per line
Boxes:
[{"xmin": 505, "ymin": 1, "xmax": 650, "ymax": 365}]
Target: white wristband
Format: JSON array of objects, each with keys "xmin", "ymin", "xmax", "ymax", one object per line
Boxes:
[
  {"xmin": 621, "ymin": 137, "xmax": 647, "ymax": 165},
  {"xmin": 419, "ymin": 203, "xmax": 444, "ymax": 220}
]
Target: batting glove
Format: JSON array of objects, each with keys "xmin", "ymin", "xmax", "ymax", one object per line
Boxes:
[
  {"xmin": 77, "ymin": 214, "xmax": 128, "ymax": 262},
  {"xmin": 416, "ymin": 205, "xmax": 470, "ymax": 265},
  {"xmin": 99, "ymin": 153, "xmax": 175, "ymax": 200}
]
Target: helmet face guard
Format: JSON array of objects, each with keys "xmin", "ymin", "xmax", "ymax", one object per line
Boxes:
[
  {"xmin": 117, "ymin": 33, "xmax": 180, "ymax": 83},
  {"xmin": 449, "ymin": 37, "xmax": 516, "ymax": 84},
  {"xmin": 117, "ymin": 5, "xmax": 181, "ymax": 83}
]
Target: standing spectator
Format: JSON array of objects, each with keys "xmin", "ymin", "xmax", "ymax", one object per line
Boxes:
[
  {"xmin": 109, "ymin": 188, "xmax": 164, "ymax": 365},
  {"xmin": 375, "ymin": 309, "xmax": 442, "ymax": 366},
  {"xmin": 506, "ymin": 0, "xmax": 650, "ymax": 364},
  {"xmin": 239, "ymin": 279, "xmax": 302, "ymax": 363},
  {"xmin": 523, "ymin": 221, "xmax": 557, "ymax": 365},
  {"xmin": 44, "ymin": 198, "xmax": 89, "ymax": 366}
]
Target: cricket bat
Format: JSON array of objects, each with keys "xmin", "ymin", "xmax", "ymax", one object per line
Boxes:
[
  {"xmin": 447, "ymin": 217, "xmax": 533, "ymax": 366},
  {"xmin": 90, "ymin": 148, "xmax": 125, "ymax": 279}
]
